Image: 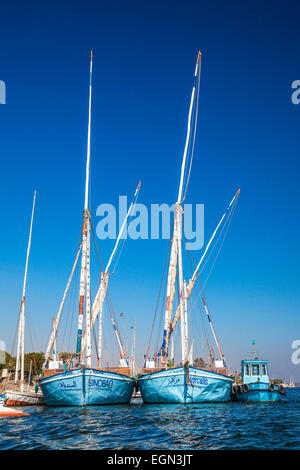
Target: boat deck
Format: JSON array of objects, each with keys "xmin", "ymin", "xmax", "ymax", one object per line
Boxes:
[{"xmin": 41, "ymin": 367, "xmax": 132, "ymax": 379}]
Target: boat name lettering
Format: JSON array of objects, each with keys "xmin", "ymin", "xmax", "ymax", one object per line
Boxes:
[
  {"xmin": 166, "ymin": 377, "xmax": 181, "ymax": 387},
  {"xmin": 89, "ymin": 378, "xmax": 113, "ymax": 389},
  {"xmin": 190, "ymin": 377, "xmax": 208, "ymax": 386},
  {"xmin": 60, "ymin": 380, "xmax": 77, "ymax": 388}
]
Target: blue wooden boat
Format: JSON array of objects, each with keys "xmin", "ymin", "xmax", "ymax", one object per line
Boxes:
[
  {"xmin": 138, "ymin": 365, "xmax": 233, "ymax": 404},
  {"xmin": 40, "ymin": 368, "xmax": 134, "ymax": 406},
  {"xmin": 231, "ymin": 359, "xmax": 286, "ymax": 402},
  {"xmin": 39, "ymin": 52, "xmax": 140, "ymax": 406},
  {"xmin": 138, "ymin": 52, "xmax": 239, "ymax": 405}
]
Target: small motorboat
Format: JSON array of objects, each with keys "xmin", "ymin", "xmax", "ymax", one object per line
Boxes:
[
  {"xmin": 0, "ymin": 395, "xmax": 29, "ymax": 417},
  {"xmin": 231, "ymin": 359, "xmax": 286, "ymax": 402},
  {"xmin": 5, "ymin": 388, "xmax": 45, "ymax": 406}
]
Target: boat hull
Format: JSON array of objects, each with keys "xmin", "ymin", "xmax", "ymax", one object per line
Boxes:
[
  {"xmin": 39, "ymin": 368, "xmax": 134, "ymax": 406},
  {"xmin": 5, "ymin": 390, "xmax": 45, "ymax": 406},
  {"xmin": 138, "ymin": 366, "xmax": 233, "ymax": 404},
  {"xmin": 0, "ymin": 403, "xmax": 29, "ymax": 417},
  {"xmin": 232, "ymin": 383, "xmax": 286, "ymax": 402}
]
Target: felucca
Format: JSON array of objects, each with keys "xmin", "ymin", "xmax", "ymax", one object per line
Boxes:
[
  {"xmin": 39, "ymin": 52, "xmax": 139, "ymax": 406},
  {"xmin": 5, "ymin": 191, "xmax": 45, "ymax": 406},
  {"xmin": 138, "ymin": 51, "xmax": 238, "ymax": 404}
]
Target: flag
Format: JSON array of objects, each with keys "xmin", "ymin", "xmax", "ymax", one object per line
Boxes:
[{"xmin": 120, "ymin": 313, "xmax": 124, "ymax": 317}]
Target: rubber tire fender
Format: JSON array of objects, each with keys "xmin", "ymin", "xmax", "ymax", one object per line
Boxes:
[
  {"xmin": 242, "ymin": 383, "xmax": 250, "ymax": 393},
  {"xmin": 279, "ymin": 385, "xmax": 286, "ymax": 395},
  {"xmin": 268, "ymin": 383, "xmax": 275, "ymax": 392}
]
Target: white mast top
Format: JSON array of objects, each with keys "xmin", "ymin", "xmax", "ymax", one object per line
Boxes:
[
  {"xmin": 84, "ymin": 50, "xmax": 93, "ymax": 211},
  {"xmin": 22, "ymin": 190, "xmax": 36, "ymax": 300},
  {"xmin": 177, "ymin": 51, "xmax": 201, "ymax": 204}
]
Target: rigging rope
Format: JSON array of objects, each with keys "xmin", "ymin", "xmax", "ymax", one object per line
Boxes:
[
  {"xmin": 67, "ymin": 262, "xmax": 80, "ymax": 352},
  {"xmin": 202, "ymin": 199, "xmax": 238, "ymax": 288},
  {"xmin": 106, "ymin": 288, "xmax": 127, "ymax": 361},
  {"xmin": 186, "ymin": 247, "xmax": 213, "ymax": 363},
  {"xmin": 196, "ymin": 195, "xmax": 238, "ymax": 282},
  {"xmin": 109, "ymin": 185, "xmax": 141, "ymax": 275},
  {"xmin": 145, "ymin": 235, "xmax": 172, "ymax": 360}
]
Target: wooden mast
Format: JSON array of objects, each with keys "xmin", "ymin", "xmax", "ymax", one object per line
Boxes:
[
  {"xmin": 80, "ymin": 181, "xmax": 141, "ymax": 366},
  {"xmin": 161, "ymin": 51, "xmax": 201, "ymax": 363},
  {"xmin": 15, "ymin": 190, "xmax": 36, "ymax": 393},
  {"xmin": 76, "ymin": 50, "xmax": 93, "ymax": 366}
]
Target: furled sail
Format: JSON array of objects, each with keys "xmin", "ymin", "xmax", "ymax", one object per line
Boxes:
[
  {"xmin": 164, "ymin": 188, "xmax": 240, "ymax": 356},
  {"xmin": 160, "ymin": 51, "xmax": 202, "ymax": 360},
  {"xmin": 80, "ymin": 182, "xmax": 141, "ymax": 363}
]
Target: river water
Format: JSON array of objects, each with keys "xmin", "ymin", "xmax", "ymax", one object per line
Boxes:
[{"xmin": 0, "ymin": 388, "xmax": 299, "ymax": 450}]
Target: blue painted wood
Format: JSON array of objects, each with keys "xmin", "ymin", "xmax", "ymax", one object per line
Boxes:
[
  {"xmin": 138, "ymin": 366, "xmax": 233, "ymax": 404},
  {"xmin": 39, "ymin": 368, "xmax": 134, "ymax": 406}
]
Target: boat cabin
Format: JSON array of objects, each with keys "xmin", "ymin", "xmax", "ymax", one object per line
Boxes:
[{"xmin": 241, "ymin": 360, "xmax": 269, "ymax": 385}]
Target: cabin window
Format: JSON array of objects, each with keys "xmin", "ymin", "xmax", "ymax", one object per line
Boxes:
[
  {"xmin": 244, "ymin": 364, "xmax": 250, "ymax": 376},
  {"xmin": 251, "ymin": 364, "xmax": 260, "ymax": 375},
  {"xmin": 261, "ymin": 364, "xmax": 267, "ymax": 375}
]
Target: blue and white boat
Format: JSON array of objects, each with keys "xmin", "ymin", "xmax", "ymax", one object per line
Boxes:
[
  {"xmin": 39, "ymin": 51, "xmax": 138, "ymax": 406},
  {"xmin": 40, "ymin": 368, "xmax": 134, "ymax": 406},
  {"xmin": 139, "ymin": 365, "xmax": 233, "ymax": 404},
  {"xmin": 231, "ymin": 359, "xmax": 286, "ymax": 402},
  {"xmin": 138, "ymin": 51, "xmax": 239, "ymax": 404}
]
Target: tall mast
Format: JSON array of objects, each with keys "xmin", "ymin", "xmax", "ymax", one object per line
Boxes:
[
  {"xmin": 161, "ymin": 51, "xmax": 201, "ymax": 361},
  {"xmin": 177, "ymin": 205, "xmax": 187, "ymax": 363},
  {"xmin": 80, "ymin": 182, "xmax": 141, "ymax": 365},
  {"xmin": 76, "ymin": 50, "xmax": 93, "ymax": 366},
  {"xmin": 15, "ymin": 190, "xmax": 36, "ymax": 393}
]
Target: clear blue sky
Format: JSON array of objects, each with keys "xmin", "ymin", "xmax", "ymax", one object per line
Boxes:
[{"xmin": 0, "ymin": 0, "xmax": 299, "ymax": 380}]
